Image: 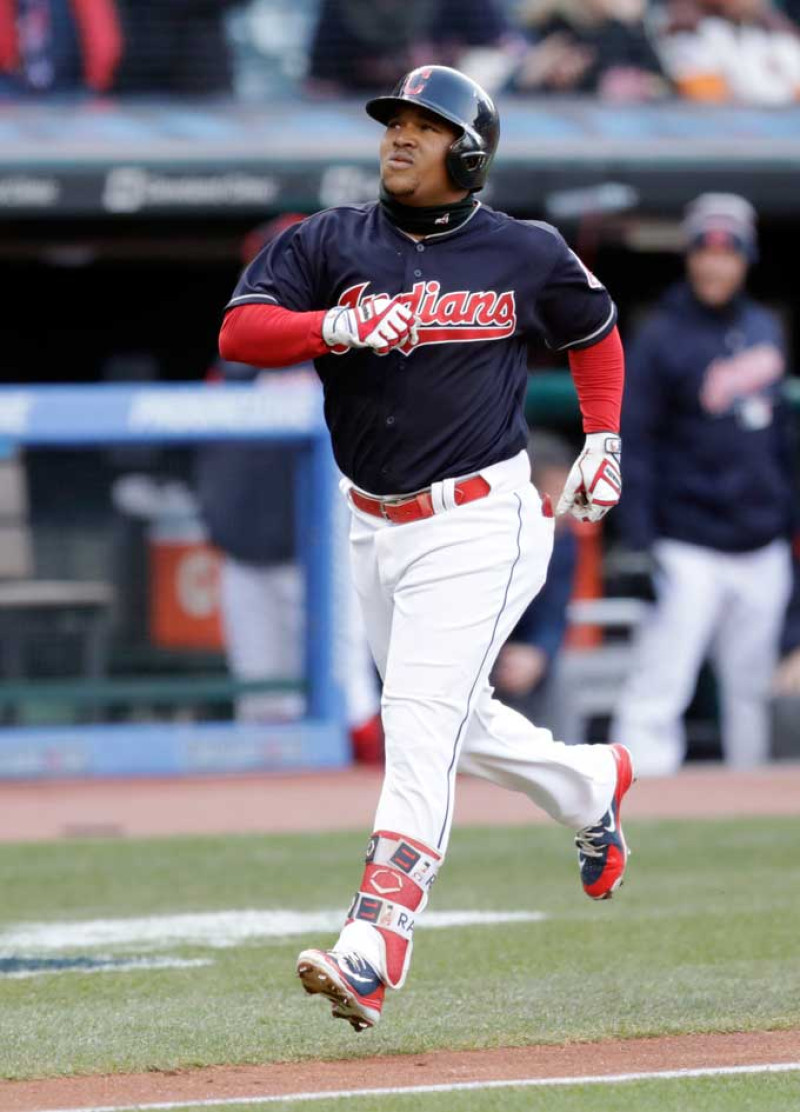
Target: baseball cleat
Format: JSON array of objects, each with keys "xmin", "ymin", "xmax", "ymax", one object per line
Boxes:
[
  {"xmin": 575, "ymin": 743, "xmax": 635, "ymax": 900},
  {"xmin": 296, "ymin": 949, "xmax": 384, "ymax": 1031}
]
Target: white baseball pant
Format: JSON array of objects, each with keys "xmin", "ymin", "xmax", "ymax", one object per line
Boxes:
[
  {"xmin": 340, "ymin": 450, "xmax": 617, "ymax": 856},
  {"xmin": 611, "ymin": 536, "xmax": 792, "ymax": 776}
]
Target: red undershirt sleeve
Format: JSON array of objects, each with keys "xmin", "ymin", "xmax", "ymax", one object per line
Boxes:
[
  {"xmin": 567, "ymin": 325, "xmax": 625, "ymax": 434},
  {"xmin": 219, "ymin": 303, "xmax": 328, "ymax": 368}
]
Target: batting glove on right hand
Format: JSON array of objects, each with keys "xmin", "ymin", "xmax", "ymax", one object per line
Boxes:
[
  {"xmin": 322, "ymin": 296, "xmax": 418, "ymax": 356},
  {"xmin": 556, "ymin": 432, "xmax": 622, "ymax": 523}
]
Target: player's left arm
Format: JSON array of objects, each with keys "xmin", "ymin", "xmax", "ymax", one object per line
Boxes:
[
  {"xmin": 557, "ymin": 328, "xmax": 624, "ymax": 522},
  {"xmin": 533, "ymin": 228, "xmax": 624, "ymax": 522}
]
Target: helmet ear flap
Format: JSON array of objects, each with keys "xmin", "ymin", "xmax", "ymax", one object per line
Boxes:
[
  {"xmin": 447, "ymin": 134, "xmax": 491, "ymax": 192},
  {"xmin": 461, "ymin": 152, "xmax": 488, "ymax": 174}
]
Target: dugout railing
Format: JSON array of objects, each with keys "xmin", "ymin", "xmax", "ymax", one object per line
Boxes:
[{"xmin": 0, "ymin": 379, "xmax": 349, "ymax": 779}]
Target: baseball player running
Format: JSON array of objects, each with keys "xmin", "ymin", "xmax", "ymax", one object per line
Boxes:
[{"xmin": 220, "ymin": 65, "xmax": 633, "ymax": 1032}]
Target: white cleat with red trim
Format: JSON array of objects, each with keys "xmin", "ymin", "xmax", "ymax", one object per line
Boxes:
[{"xmin": 297, "ymin": 949, "xmax": 385, "ymax": 1032}]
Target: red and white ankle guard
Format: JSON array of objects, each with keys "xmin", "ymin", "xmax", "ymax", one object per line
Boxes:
[{"xmin": 344, "ymin": 830, "xmax": 441, "ymax": 989}]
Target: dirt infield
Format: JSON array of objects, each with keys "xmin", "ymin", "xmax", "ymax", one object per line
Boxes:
[
  {"xmin": 3, "ymin": 1030, "xmax": 800, "ymax": 1112},
  {"xmin": 2, "ymin": 761, "xmax": 799, "ymax": 1109},
  {"xmin": 0, "ymin": 761, "xmax": 799, "ymax": 842}
]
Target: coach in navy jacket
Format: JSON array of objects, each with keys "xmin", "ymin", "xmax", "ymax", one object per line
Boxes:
[
  {"xmin": 613, "ymin": 193, "xmax": 796, "ymax": 776},
  {"xmin": 618, "ymin": 281, "xmax": 796, "ymax": 555}
]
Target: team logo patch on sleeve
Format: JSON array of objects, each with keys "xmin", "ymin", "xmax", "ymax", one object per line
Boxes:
[{"xmin": 390, "ymin": 843, "xmax": 422, "ymax": 873}]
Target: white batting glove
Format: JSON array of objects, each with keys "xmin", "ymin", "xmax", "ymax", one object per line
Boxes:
[
  {"xmin": 556, "ymin": 432, "xmax": 622, "ymax": 523},
  {"xmin": 322, "ymin": 296, "xmax": 418, "ymax": 356}
]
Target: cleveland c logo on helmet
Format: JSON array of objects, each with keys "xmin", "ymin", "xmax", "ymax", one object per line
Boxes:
[
  {"xmin": 402, "ymin": 67, "xmax": 434, "ymax": 97},
  {"xmin": 365, "ymin": 65, "xmax": 500, "ymax": 193}
]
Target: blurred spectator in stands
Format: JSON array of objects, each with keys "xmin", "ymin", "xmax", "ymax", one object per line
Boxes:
[
  {"xmin": 114, "ymin": 0, "xmax": 240, "ymax": 95},
  {"xmin": 0, "ymin": 0, "xmax": 122, "ymax": 94},
  {"xmin": 492, "ymin": 431, "xmax": 577, "ymax": 724},
  {"xmin": 509, "ymin": 0, "xmax": 670, "ymax": 100},
  {"xmin": 612, "ymin": 193, "xmax": 796, "ymax": 776},
  {"xmin": 196, "ymin": 215, "xmax": 383, "ymax": 763},
  {"xmin": 306, "ymin": 0, "xmax": 514, "ymax": 94},
  {"xmin": 655, "ymin": 0, "xmax": 800, "ymax": 104}
]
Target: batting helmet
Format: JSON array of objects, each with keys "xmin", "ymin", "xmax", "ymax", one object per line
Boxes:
[{"xmin": 366, "ymin": 65, "xmax": 500, "ymax": 194}]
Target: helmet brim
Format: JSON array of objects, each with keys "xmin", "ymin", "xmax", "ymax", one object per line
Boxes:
[{"xmin": 366, "ymin": 95, "xmax": 470, "ymax": 141}]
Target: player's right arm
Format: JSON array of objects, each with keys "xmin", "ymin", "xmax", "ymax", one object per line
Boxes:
[
  {"xmin": 220, "ymin": 303, "xmax": 328, "ymax": 368},
  {"xmin": 219, "ymin": 216, "xmax": 417, "ymax": 366},
  {"xmin": 220, "ymin": 300, "xmax": 418, "ymax": 365}
]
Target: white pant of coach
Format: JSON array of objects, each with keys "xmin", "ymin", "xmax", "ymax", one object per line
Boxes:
[
  {"xmin": 611, "ymin": 537, "xmax": 792, "ymax": 777},
  {"xmin": 342, "ymin": 449, "xmax": 617, "ymax": 856}
]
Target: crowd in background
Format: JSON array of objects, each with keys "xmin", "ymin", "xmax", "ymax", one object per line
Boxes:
[{"xmin": 2, "ymin": 0, "xmax": 800, "ymax": 103}]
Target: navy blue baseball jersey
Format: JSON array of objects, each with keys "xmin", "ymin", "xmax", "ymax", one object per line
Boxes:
[{"xmin": 225, "ymin": 202, "xmax": 616, "ymax": 496}]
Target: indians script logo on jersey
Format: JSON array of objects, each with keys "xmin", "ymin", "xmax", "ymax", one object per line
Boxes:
[{"xmin": 331, "ymin": 281, "xmax": 517, "ymax": 356}]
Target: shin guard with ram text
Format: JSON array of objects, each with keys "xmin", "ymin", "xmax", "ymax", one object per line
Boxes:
[{"xmin": 345, "ymin": 830, "xmax": 441, "ymax": 989}]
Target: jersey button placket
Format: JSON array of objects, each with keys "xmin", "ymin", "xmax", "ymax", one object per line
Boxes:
[{"xmin": 406, "ymin": 243, "xmax": 425, "ymax": 333}]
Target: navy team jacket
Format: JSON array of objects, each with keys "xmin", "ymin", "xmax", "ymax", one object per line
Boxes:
[{"xmin": 618, "ymin": 282, "xmax": 796, "ymax": 554}]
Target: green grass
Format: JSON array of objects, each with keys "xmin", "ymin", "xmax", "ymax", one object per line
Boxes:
[
  {"xmin": 148, "ymin": 1071, "xmax": 800, "ymax": 1112},
  {"xmin": 0, "ymin": 819, "xmax": 799, "ymax": 1079}
]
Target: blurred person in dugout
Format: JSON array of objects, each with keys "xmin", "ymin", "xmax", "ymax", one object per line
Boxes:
[
  {"xmin": 306, "ymin": 0, "xmax": 513, "ymax": 94},
  {"xmin": 771, "ymin": 558, "xmax": 800, "ymax": 753},
  {"xmin": 492, "ymin": 430, "xmax": 578, "ymax": 726},
  {"xmin": 0, "ymin": 0, "xmax": 122, "ymax": 94},
  {"xmin": 508, "ymin": 0, "xmax": 670, "ymax": 100},
  {"xmin": 196, "ymin": 216, "xmax": 382, "ymax": 763},
  {"xmin": 773, "ymin": 560, "xmax": 800, "ymax": 694},
  {"xmin": 611, "ymin": 193, "xmax": 797, "ymax": 777},
  {"xmin": 654, "ymin": 0, "xmax": 800, "ymax": 105}
]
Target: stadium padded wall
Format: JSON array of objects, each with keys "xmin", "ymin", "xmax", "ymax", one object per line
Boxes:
[{"xmin": 0, "ymin": 381, "xmax": 350, "ymax": 780}]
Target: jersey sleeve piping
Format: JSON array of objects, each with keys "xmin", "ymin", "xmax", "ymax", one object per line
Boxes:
[
  {"xmin": 549, "ymin": 302, "xmax": 618, "ymax": 353},
  {"xmin": 225, "ymin": 293, "xmax": 280, "ymax": 310}
]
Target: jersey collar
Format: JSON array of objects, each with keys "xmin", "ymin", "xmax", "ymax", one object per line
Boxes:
[{"xmin": 379, "ymin": 200, "xmax": 483, "ymax": 246}]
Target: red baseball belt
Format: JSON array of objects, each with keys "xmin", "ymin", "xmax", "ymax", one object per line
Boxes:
[{"xmin": 349, "ymin": 475, "xmax": 491, "ymax": 524}]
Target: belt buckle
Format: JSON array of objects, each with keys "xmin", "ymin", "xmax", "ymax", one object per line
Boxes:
[{"xmin": 379, "ymin": 495, "xmax": 409, "ymax": 520}]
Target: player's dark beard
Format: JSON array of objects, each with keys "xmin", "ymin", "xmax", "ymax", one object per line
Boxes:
[{"xmin": 379, "ymin": 184, "xmax": 476, "ymax": 237}]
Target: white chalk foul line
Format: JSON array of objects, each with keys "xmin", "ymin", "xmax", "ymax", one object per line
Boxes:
[
  {"xmin": 0, "ymin": 909, "xmax": 546, "ymax": 952},
  {"xmin": 32, "ymin": 1062, "xmax": 800, "ymax": 1112}
]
